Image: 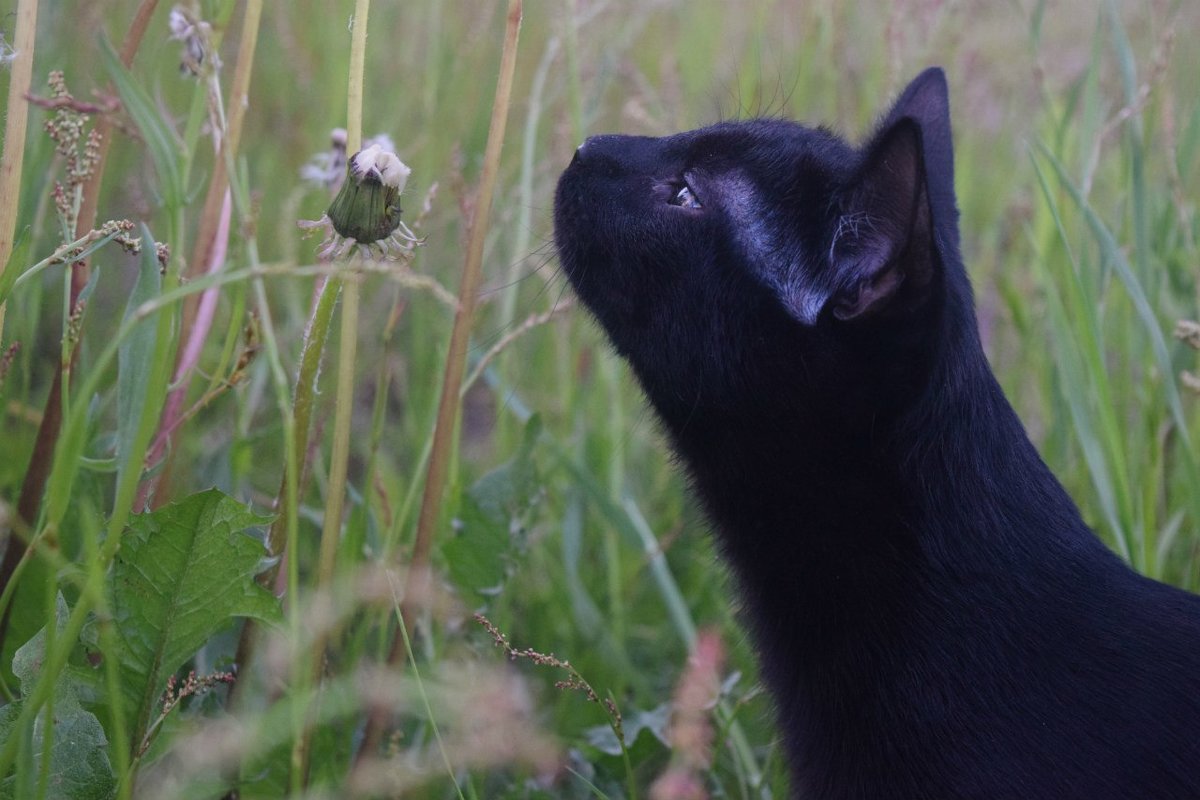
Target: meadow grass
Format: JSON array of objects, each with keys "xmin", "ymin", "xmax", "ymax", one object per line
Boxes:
[{"xmin": 0, "ymin": 0, "xmax": 1197, "ymax": 797}]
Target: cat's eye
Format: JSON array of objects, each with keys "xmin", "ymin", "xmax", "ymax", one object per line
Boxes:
[{"xmin": 669, "ymin": 184, "xmax": 702, "ymax": 209}]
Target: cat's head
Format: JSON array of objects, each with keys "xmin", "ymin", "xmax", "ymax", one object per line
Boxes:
[{"xmin": 554, "ymin": 69, "xmax": 976, "ymax": 447}]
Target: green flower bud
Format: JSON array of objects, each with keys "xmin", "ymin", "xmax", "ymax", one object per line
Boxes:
[{"xmin": 326, "ymin": 145, "xmax": 412, "ymax": 245}]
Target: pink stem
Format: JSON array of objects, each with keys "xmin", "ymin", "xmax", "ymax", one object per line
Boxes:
[{"xmin": 136, "ymin": 189, "xmax": 232, "ymax": 507}]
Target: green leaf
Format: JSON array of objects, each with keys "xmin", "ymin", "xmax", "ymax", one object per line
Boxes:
[
  {"xmin": 0, "ymin": 226, "xmax": 31, "ymax": 308},
  {"xmin": 441, "ymin": 415, "xmax": 542, "ymax": 596},
  {"xmin": 1038, "ymin": 145, "xmax": 1200, "ymax": 542},
  {"xmin": 86, "ymin": 489, "xmax": 280, "ymax": 754},
  {"xmin": 115, "ymin": 223, "xmax": 164, "ymax": 499},
  {"xmin": 1028, "ymin": 153, "xmax": 1132, "ymax": 560},
  {"xmin": 99, "ymin": 37, "xmax": 185, "ymax": 211},
  {"xmin": 1, "ymin": 595, "xmax": 116, "ymax": 800},
  {"xmin": 584, "ymin": 704, "xmax": 670, "ymax": 756}
]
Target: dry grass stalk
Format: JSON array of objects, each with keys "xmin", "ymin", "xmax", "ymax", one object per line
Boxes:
[{"xmin": 355, "ymin": 0, "xmax": 525, "ymax": 763}]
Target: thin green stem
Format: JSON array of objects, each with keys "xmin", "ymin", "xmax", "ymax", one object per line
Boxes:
[
  {"xmin": 355, "ymin": 0, "xmax": 524, "ymax": 764},
  {"xmin": 34, "ymin": 576, "xmax": 55, "ymax": 800},
  {"xmin": 345, "ymin": 0, "xmax": 371, "ymax": 154},
  {"xmin": 315, "ymin": 278, "xmax": 359, "ymax": 590},
  {"xmin": 295, "ymin": 1, "xmax": 372, "ymax": 784},
  {"xmin": 295, "ymin": 269, "xmax": 362, "ymax": 784},
  {"xmin": 230, "ymin": 273, "xmax": 338, "ymax": 711}
]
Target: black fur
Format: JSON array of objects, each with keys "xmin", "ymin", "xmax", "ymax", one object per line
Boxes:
[{"xmin": 553, "ymin": 68, "xmax": 1200, "ymax": 799}]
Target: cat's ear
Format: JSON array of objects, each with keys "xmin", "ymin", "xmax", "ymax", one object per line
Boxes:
[
  {"xmin": 826, "ymin": 117, "xmax": 931, "ymax": 321},
  {"xmin": 826, "ymin": 68, "xmax": 956, "ymax": 323},
  {"xmin": 882, "ymin": 67, "xmax": 957, "ymax": 252}
]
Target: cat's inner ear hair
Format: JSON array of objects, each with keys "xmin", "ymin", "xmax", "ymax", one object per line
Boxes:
[{"xmin": 826, "ymin": 118, "xmax": 933, "ymax": 322}]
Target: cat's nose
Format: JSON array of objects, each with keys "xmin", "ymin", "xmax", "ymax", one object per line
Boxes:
[
  {"xmin": 572, "ymin": 134, "xmax": 624, "ymax": 166},
  {"xmin": 571, "ymin": 137, "xmax": 595, "ymax": 166}
]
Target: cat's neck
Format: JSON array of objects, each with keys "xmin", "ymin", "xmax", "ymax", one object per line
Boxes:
[
  {"xmin": 667, "ymin": 324, "xmax": 1117, "ymax": 791},
  {"xmin": 673, "ymin": 319, "xmax": 1098, "ymax": 634}
]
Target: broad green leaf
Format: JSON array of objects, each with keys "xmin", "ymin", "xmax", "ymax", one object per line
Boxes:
[
  {"xmin": 11, "ymin": 595, "xmax": 71, "ymax": 696},
  {"xmin": 441, "ymin": 415, "xmax": 542, "ymax": 595},
  {"xmin": 87, "ymin": 489, "xmax": 279, "ymax": 752},
  {"xmin": 583, "ymin": 704, "xmax": 670, "ymax": 756},
  {"xmin": 1, "ymin": 595, "xmax": 116, "ymax": 800}
]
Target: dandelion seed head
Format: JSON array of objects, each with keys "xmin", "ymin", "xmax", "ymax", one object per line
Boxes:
[
  {"xmin": 300, "ymin": 129, "xmax": 396, "ymax": 190},
  {"xmin": 299, "ymin": 140, "xmax": 424, "ymax": 261},
  {"xmin": 377, "ymin": 153, "xmax": 412, "ymax": 194}
]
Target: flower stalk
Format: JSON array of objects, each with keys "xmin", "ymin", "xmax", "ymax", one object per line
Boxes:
[
  {"xmin": 356, "ymin": 0, "xmax": 524, "ymax": 764},
  {"xmin": 293, "ymin": 0, "xmax": 373, "ymax": 786}
]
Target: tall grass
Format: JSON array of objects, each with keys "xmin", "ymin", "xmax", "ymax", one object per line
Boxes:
[{"xmin": 0, "ymin": 0, "xmax": 1196, "ymax": 797}]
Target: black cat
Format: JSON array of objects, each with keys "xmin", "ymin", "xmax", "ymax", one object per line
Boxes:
[{"xmin": 553, "ymin": 68, "xmax": 1200, "ymax": 799}]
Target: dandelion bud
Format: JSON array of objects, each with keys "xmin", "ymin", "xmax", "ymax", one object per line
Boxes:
[
  {"xmin": 298, "ymin": 141, "xmax": 424, "ymax": 261},
  {"xmin": 326, "ymin": 147, "xmax": 411, "ymax": 245}
]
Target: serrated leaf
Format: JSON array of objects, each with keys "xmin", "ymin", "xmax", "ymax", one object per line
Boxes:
[
  {"xmin": 441, "ymin": 416, "xmax": 542, "ymax": 595},
  {"xmin": 11, "ymin": 594, "xmax": 69, "ymax": 696},
  {"xmin": 1, "ymin": 595, "xmax": 116, "ymax": 800},
  {"xmin": 92, "ymin": 489, "xmax": 280, "ymax": 752},
  {"xmin": 583, "ymin": 704, "xmax": 670, "ymax": 756},
  {"xmin": 115, "ymin": 223, "xmax": 164, "ymax": 497}
]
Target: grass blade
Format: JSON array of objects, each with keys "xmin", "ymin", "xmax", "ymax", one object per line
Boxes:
[{"xmin": 99, "ymin": 37, "xmax": 185, "ymax": 211}]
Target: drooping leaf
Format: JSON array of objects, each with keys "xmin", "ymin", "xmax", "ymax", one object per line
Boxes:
[
  {"xmin": 85, "ymin": 489, "xmax": 280, "ymax": 753},
  {"xmin": 0, "ymin": 595, "xmax": 116, "ymax": 800}
]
